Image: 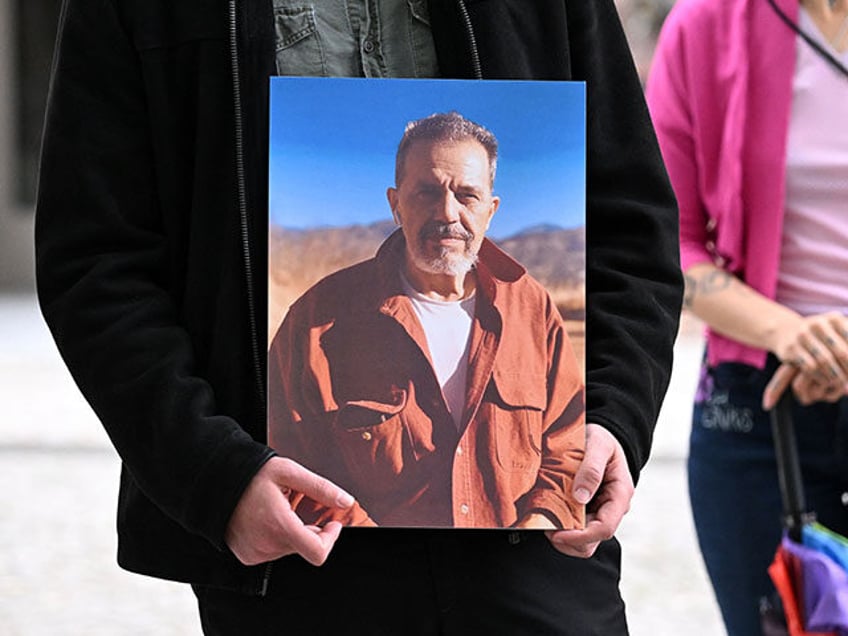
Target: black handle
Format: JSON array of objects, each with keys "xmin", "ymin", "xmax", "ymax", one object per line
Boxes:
[{"xmin": 769, "ymin": 391, "xmax": 809, "ymax": 542}]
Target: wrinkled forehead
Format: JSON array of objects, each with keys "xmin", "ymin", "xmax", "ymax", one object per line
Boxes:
[{"xmin": 399, "ymin": 139, "xmax": 493, "ymax": 187}]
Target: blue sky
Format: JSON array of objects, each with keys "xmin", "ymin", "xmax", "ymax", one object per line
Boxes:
[{"xmin": 269, "ymin": 78, "xmax": 585, "ymax": 239}]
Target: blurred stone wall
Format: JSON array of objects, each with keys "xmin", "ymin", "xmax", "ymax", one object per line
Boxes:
[
  {"xmin": 0, "ymin": 0, "xmax": 37, "ymax": 292},
  {"xmin": 615, "ymin": 0, "xmax": 676, "ymax": 83}
]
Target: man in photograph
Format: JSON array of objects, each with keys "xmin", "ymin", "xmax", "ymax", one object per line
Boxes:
[{"xmin": 268, "ymin": 112, "xmax": 585, "ymax": 529}]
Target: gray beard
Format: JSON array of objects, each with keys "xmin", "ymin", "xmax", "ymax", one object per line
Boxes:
[{"xmin": 410, "ymin": 246, "xmax": 478, "ymax": 277}]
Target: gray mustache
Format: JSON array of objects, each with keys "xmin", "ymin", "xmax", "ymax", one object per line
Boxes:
[{"xmin": 419, "ymin": 223, "xmax": 472, "ymax": 242}]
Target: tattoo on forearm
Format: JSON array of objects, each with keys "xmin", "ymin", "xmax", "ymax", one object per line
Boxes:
[
  {"xmin": 683, "ymin": 274, "xmax": 697, "ymax": 308},
  {"xmin": 703, "ymin": 270, "xmax": 733, "ymax": 294},
  {"xmin": 684, "ymin": 269, "xmax": 733, "ymax": 308}
]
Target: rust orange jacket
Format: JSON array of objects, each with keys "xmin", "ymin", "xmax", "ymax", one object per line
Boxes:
[{"xmin": 268, "ymin": 231, "xmax": 585, "ymax": 529}]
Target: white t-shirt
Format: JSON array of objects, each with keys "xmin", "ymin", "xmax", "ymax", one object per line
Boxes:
[{"xmin": 401, "ymin": 275, "xmax": 476, "ymax": 430}]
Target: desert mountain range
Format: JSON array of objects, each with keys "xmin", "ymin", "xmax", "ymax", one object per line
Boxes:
[{"xmin": 268, "ymin": 221, "xmax": 586, "ymax": 351}]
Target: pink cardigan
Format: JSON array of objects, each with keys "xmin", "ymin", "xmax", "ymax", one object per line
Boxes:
[{"xmin": 646, "ymin": 0, "xmax": 798, "ymax": 368}]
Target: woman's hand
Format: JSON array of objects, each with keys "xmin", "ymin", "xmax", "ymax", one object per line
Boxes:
[
  {"xmin": 683, "ymin": 263, "xmax": 848, "ymax": 408},
  {"xmin": 769, "ymin": 311, "xmax": 848, "ymax": 386},
  {"xmin": 763, "ymin": 361, "xmax": 848, "ymax": 410}
]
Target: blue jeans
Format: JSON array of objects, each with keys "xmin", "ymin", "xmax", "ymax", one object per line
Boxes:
[{"xmin": 688, "ymin": 359, "xmax": 848, "ymax": 636}]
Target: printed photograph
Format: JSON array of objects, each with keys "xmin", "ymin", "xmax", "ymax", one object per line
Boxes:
[{"xmin": 267, "ymin": 77, "xmax": 586, "ymax": 530}]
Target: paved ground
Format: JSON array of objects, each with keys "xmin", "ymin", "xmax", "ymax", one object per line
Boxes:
[{"xmin": 0, "ymin": 293, "xmax": 725, "ymax": 635}]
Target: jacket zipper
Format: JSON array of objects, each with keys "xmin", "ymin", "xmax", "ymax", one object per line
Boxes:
[
  {"xmin": 228, "ymin": 0, "xmax": 274, "ymax": 597},
  {"xmin": 259, "ymin": 560, "xmax": 273, "ymax": 596},
  {"xmin": 456, "ymin": 0, "xmax": 483, "ymax": 79},
  {"xmin": 228, "ymin": 1, "xmax": 266, "ymax": 409}
]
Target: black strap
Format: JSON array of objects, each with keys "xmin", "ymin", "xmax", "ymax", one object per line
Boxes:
[{"xmin": 766, "ymin": 0, "xmax": 848, "ymax": 80}]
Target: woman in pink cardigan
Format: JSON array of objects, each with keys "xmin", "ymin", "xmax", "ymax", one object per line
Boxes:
[{"xmin": 647, "ymin": 0, "xmax": 848, "ymax": 633}]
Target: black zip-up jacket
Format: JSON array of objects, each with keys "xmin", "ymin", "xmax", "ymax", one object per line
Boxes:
[{"xmin": 36, "ymin": 0, "xmax": 682, "ymax": 593}]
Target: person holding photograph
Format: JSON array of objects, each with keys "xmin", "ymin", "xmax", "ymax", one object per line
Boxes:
[
  {"xmin": 647, "ymin": 0, "xmax": 848, "ymax": 633},
  {"xmin": 36, "ymin": 0, "xmax": 681, "ymax": 633},
  {"xmin": 267, "ymin": 111, "xmax": 586, "ymax": 531}
]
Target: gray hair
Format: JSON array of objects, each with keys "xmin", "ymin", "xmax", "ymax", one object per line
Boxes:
[{"xmin": 394, "ymin": 112, "xmax": 498, "ymax": 187}]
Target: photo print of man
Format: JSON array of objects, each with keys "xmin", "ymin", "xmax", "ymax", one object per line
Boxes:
[{"xmin": 267, "ymin": 78, "xmax": 586, "ymax": 529}]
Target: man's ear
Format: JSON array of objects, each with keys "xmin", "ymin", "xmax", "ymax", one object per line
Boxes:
[
  {"xmin": 485, "ymin": 196, "xmax": 500, "ymax": 229},
  {"xmin": 386, "ymin": 187, "xmax": 400, "ymax": 224}
]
